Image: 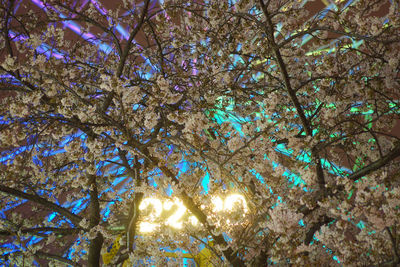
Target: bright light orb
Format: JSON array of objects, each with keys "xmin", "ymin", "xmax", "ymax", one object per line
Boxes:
[
  {"xmin": 139, "ymin": 221, "xmax": 158, "ymax": 233},
  {"xmin": 139, "ymin": 198, "xmax": 163, "ymax": 217},
  {"xmin": 225, "ymin": 194, "xmax": 248, "ymax": 213},
  {"xmin": 139, "ymin": 197, "xmax": 163, "ymax": 232},
  {"xmin": 211, "ymin": 196, "xmax": 224, "ymax": 212},
  {"xmin": 189, "ymin": 216, "xmax": 199, "ymax": 226}
]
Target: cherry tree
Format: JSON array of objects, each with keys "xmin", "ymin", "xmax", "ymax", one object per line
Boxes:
[{"xmin": 0, "ymin": 0, "xmax": 399, "ymax": 266}]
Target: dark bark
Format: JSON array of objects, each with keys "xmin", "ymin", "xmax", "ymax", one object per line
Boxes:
[
  {"xmin": 348, "ymin": 143, "xmax": 400, "ymax": 181},
  {"xmin": 35, "ymin": 251, "xmax": 82, "ymax": 267},
  {"xmin": 0, "ymin": 185, "xmax": 82, "ymax": 226},
  {"xmin": 116, "ymin": 0, "xmax": 150, "ymax": 77},
  {"xmin": 304, "ymin": 215, "xmax": 332, "ymax": 245},
  {"xmin": 118, "ymin": 151, "xmax": 144, "ymax": 252},
  {"xmin": 126, "ymin": 192, "xmax": 143, "ymax": 252},
  {"xmin": 259, "ymin": 0, "xmax": 326, "ymax": 189},
  {"xmin": 0, "ymin": 227, "xmax": 79, "ymax": 236},
  {"xmin": 2, "ymin": 251, "xmax": 81, "ymax": 267},
  {"xmin": 87, "ymin": 175, "xmax": 103, "ymax": 267}
]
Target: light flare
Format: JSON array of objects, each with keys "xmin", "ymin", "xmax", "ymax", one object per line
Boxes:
[{"xmin": 225, "ymin": 194, "xmax": 248, "ymax": 213}]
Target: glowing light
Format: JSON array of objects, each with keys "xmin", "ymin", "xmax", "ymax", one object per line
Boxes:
[
  {"xmin": 211, "ymin": 196, "xmax": 224, "ymax": 212},
  {"xmin": 225, "ymin": 194, "xmax": 248, "ymax": 213},
  {"xmin": 189, "ymin": 216, "xmax": 199, "ymax": 226},
  {"xmin": 164, "ymin": 199, "xmax": 186, "ymax": 229},
  {"xmin": 138, "ymin": 194, "xmax": 247, "ymax": 233},
  {"xmin": 139, "ymin": 197, "xmax": 163, "ymax": 232},
  {"xmin": 139, "ymin": 222, "xmax": 158, "ymax": 233},
  {"xmin": 139, "ymin": 197, "xmax": 163, "ymax": 216},
  {"xmin": 163, "ymin": 200, "xmax": 174, "ymax": 210}
]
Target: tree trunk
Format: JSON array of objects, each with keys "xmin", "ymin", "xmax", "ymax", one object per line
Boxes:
[{"xmin": 88, "ymin": 175, "xmax": 103, "ymax": 267}]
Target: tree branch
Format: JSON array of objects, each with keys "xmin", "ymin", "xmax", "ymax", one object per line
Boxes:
[
  {"xmin": 348, "ymin": 142, "xmax": 400, "ymax": 181},
  {"xmin": 0, "ymin": 227, "xmax": 79, "ymax": 236},
  {"xmin": 87, "ymin": 175, "xmax": 103, "ymax": 267},
  {"xmin": 101, "ymin": 0, "xmax": 150, "ymax": 114},
  {"xmin": 386, "ymin": 227, "xmax": 399, "ymax": 264},
  {"xmin": 116, "ymin": 0, "xmax": 150, "ymax": 77},
  {"xmin": 55, "ymin": 3, "xmax": 122, "ymax": 56},
  {"xmin": 118, "ymin": 151, "xmax": 143, "ymax": 252},
  {"xmin": 259, "ymin": 0, "xmax": 325, "ymax": 187},
  {"xmin": 278, "ymin": 25, "xmax": 400, "ymax": 49},
  {"xmin": 3, "ymin": 0, "xmax": 15, "ymax": 59},
  {"xmin": 0, "ymin": 185, "xmax": 82, "ymax": 226},
  {"xmin": 304, "ymin": 215, "xmax": 332, "ymax": 245},
  {"xmin": 35, "ymin": 251, "xmax": 81, "ymax": 267},
  {"xmin": 2, "ymin": 250, "xmax": 81, "ymax": 267}
]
